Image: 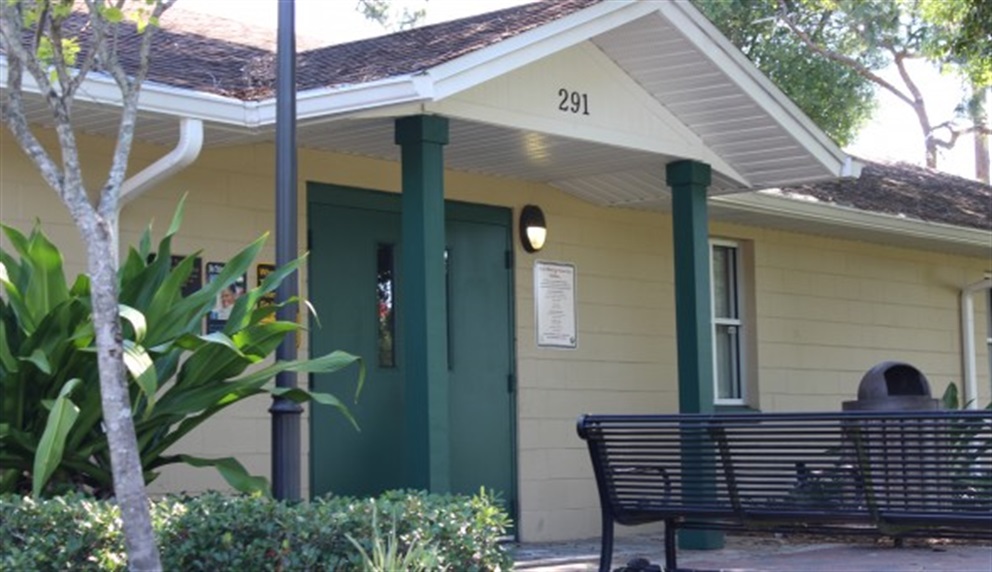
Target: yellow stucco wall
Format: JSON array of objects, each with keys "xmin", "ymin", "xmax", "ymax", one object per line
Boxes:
[{"xmin": 2, "ymin": 130, "xmax": 989, "ymax": 542}]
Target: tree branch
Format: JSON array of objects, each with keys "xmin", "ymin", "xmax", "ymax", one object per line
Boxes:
[
  {"xmin": 0, "ymin": 2, "xmax": 92, "ymax": 224},
  {"xmin": 931, "ymin": 121, "xmax": 992, "ymax": 149},
  {"xmin": 47, "ymin": 10, "xmax": 77, "ymax": 98},
  {"xmin": 0, "ymin": 61, "xmax": 66, "ymax": 196},
  {"xmin": 775, "ymin": 0, "xmax": 916, "ymax": 107},
  {"xmin": 97, "ymin": 0, "xmax": 175, "ymax": 220}
]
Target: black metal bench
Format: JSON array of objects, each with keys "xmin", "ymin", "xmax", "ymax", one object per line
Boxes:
[{"xmin": 577, "ymin": 411, "xmax": 992, "ymax": 572}]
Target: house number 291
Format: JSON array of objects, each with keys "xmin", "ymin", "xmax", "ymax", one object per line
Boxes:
[{"xmin": 558, "ymin": 88, "xmax": 590, "ymax": 115}]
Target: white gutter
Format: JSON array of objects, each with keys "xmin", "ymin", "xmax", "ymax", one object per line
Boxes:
[
  {"xmin": 0, "ymin": 57, "xmax": 432, "ymax": 127},
  {"xmin": 713, "ymin": 192, "xmax": 992, "ymax": 254},
  {"xmin": 120, "ymin": 117, "xmax": 204, "ymax": 206},
  {"xmin": 961, "ymin": 275, "xmax": 992, "ymax": 410}
]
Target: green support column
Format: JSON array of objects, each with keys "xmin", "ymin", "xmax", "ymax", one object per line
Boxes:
[
  {"xmin": 666, "ymin": 160, "xmax": 723, "ymax": 550},
  {"xmin": 395, "ymin": 115, "xmax": 450, "ymax": 493}
]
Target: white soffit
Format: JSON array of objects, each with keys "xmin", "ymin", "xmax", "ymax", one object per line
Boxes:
[{"xmin": 591, "ymin": 5, "xmax": 848, "ymax": 190}]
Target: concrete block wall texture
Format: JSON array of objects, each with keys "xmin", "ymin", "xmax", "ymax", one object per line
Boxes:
[{"xmin": 3, "ymin": 130, "xmax": 990, "ymax": 542}]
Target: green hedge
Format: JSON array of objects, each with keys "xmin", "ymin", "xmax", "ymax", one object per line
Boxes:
[{"xmin": 0, "ymin": 490, "xmax": 512, "ymax": 571}]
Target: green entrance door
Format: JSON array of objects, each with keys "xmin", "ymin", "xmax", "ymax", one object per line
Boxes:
[{"xmin": 308, "ymin": 186, "xmax": 516, "ymax": 518}]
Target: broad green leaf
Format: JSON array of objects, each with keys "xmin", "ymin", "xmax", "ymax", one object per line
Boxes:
[
  {"xmin": 270, "ymin": 386, "xmax": 359, "ymax": 430},
  {"xmin": 24, "ymin": 224, "xmax": 70, "ymax": 315},
  {"xmin": 224, "ymin": 254, "xmax": 304, "ymax": 330},
  {"xmin": 119, "ymin": 304, "xmax": 147, "ymax": 343},
  {"xmin": 123, "ymin": 340, "xmax": 157, "ymax": 414},
  {"xmin": 175, "ymin": 454, "xmax": 270, "ymax": 495},
  {"xmin": 19, "ymin": 349, "xmax": 51, "ymax": 374},
  {"xmin": 166, "ymin": 193, "xmax": 188, "ymax": 237},
  {"xmin": 32, "ymin": 379, "xmax": 81, "ymax": 497},
  {"xmin": 229, "ymin": 350, "xmax": 364, "ymax": 394},
  {"xmin": 0, "ymin": 311, "xmax": 19, "ymax": 374},
  {"xmin": 942, "ymin": 382, "xmax": 960, "ymax": 410}
]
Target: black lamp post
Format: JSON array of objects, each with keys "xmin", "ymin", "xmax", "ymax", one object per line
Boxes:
[{"xmin": 270, "ymin": 0, "xmax": 302, "ymax": 501}]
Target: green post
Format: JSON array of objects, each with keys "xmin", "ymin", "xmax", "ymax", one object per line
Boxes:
[
  {"xmin": 666, "ymin": 160, "xmax": 723, "ymax": 550},
  {"xmin": 395, "ymin": 115, "xmax": 450, "ymax": 493}
]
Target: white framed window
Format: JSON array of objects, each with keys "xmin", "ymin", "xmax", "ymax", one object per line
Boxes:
[
  {"xmin": 987, "ymin": 289, "xmax": 991, "ymax": 388},
  {"xmin": 711, "ymin": 240, "xmax": 745, "ymax": 405}
]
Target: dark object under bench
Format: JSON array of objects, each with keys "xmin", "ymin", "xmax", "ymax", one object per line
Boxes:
[{"xmin": 577, "ymin": 411, "xmax": 992, "ymax": 572}]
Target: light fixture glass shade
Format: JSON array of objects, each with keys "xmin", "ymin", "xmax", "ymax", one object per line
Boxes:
[
  {"xmin": 526, "ymin": 226, "xmax": 547, "ymax": 251},
  {"xmin": 519, "ymin": 204, "xmax": 547, "ymax": 253}
]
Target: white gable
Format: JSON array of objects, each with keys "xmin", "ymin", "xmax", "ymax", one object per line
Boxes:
[{"xmin": 430, "ymin": 42, "xmax": 744, "ymax": 185}]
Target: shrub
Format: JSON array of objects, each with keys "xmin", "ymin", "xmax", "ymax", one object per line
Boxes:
[{"xmin": 0, "ymin": 489, "xmax": 513, "ymax": 571}]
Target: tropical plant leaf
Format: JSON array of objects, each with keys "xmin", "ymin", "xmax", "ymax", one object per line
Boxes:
[
  {"xmin": 166, "ymin": 193, "xmax": 188, "ymax": 237},
  {"xmin": 32, "ymin": 379, "xmax": 82, "ymax": 496},
  {"xmin": 2, "ymin": 210, "xmax": 364, "ymax": 498},
  {"xmin": 19, "ymin": 348, "xmax": 52, "ymax": 374},
  {"xmin": 123, "ymin": 340, "xmax": 157, "ymax": 415},
  {"xmin": 943, "ymin": 382, "xmax": 960, "ymax": 410},
  {"xmin": 271, "ymin": 386, "xmax": 359, "ymax": 430},
  {"xmin": 174, "ymin": 454, "xmax": 270, "ymax": 495},
  {"xmin": 0, "ymin": 258, "xmax": 34, "ymax": 332},
  {"xmin": 118, "ymin": 304, "xmax": 147, "ymax": 343}
]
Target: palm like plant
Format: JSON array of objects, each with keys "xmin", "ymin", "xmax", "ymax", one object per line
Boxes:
[{"xmin": 0, "ymin": 202, "xmax": 363, "ymax": 496}]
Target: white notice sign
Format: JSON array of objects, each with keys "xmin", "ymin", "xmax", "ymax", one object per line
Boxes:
[{"xmin": 535, "ymin": 261, "xmax": 577, "ymax": 349}]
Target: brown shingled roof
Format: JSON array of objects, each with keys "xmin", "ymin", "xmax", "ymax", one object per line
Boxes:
[
  {"xmin": 28, "ymin": 0, "xmax": 599, "ymax": 99},
  {"xmin": 296, "ymin": 0, "xmax": 599, "ymax": 90},
  {"xmin": 776, "ymin": 159, "xmax": 992, "ymax": 231},
  {"xmin": 6, "ymin": 0, "xmax": 596, "ymax": 98}
]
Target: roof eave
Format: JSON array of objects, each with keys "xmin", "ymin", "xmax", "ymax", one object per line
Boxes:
[
  {"xmin": 660, "ymin": 1, "xmax": 853, "ymax": 183},
  {"xmin": 0, "ymin": 56, "xmax": 433, "ymax": 129},
  {"xmin": 713, "ymin": 191, "xmax": 992, "ymax": 255}
]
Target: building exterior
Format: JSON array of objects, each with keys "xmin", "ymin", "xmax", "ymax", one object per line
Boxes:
[{"xmin": 1, "ymin": 0, "xmax": 989, "ymax": 542}]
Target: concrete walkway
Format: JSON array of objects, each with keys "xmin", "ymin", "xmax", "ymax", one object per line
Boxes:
[{"xmin": 512, "ymin": 533, "xmax": 992, "ymax": 572}]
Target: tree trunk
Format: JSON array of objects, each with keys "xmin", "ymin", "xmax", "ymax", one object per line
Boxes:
[
  {"xmin": 976, "ymin": 129, "xmax": 990, "ymax": 184},
  {"xmin": 85, "ymin": 217, "xmax": 162, "ymax": 571},
  {"xmin": 973, "ymin": 87, "xmax": 990, "ymax": 184},
  {"xmin": 925, "ymin": 137, "xmax": 938, "ymax": 169}
]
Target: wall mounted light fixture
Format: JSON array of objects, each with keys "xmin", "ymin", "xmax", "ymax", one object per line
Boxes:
[{"xmin": 519, "ymin": 204, "xmax": 547, "ymax": 253}]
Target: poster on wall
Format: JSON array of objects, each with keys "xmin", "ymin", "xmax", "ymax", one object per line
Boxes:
[
  {"xmin": 535, "ymin": 261, "xmax": 577, "ymax": 349},
  {"xmin": 256, "ymin": 263, "xmax": 276, "ymax": 324},
  {"xmin": 206, "ymin": 262, "xmax": 246, "ymax": 334}
]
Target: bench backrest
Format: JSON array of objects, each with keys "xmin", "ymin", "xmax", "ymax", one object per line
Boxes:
[{"xmin": 577, "ymin": 411, "xmax": 992, "ymax": 529}]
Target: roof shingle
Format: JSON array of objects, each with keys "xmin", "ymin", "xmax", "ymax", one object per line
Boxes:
[{"xmin": 776, "ymin": 159, "xmax": 992, "ymax": 231}]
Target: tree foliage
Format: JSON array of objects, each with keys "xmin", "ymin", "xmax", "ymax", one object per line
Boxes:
[
  {"xmin": 921, "ymin": 0, "xmax": 992, "ymax": 88},
  {"xmin": 695, "ymin": 0, "xmax": 877, "ymax": 147},
  {"xmin": 769, "ymin": 0, "xmax": 990, "ymax": 171},
  {"xmin": 700, "ymin": 0, "xmax": 991, "ymax": 174},
  {"xmin": 356, "ymin": 0, "xmax": 427, "ymax": 32}
]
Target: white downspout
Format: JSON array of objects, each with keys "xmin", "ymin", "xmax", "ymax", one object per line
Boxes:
[
  {"xmin": 120, "ymin": 117, "xmax": 204, "ymax": 206},
  {"xmin": 961, "ymin": 275, "xmax": 992, "ymax": 409}
]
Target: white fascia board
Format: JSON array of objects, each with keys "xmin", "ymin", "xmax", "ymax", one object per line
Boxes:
[
  {"xmin": 713, "ymin": 192, "xmax": 992, "ymax": 251},
  {"xmin": 1, "ymin": 56, "xmax": 430, "ymax": 129},
  {"xmin": 660, "ymin": 1, "xmax": 852, "ymax": 181},
  {"xmin": 0, "ymin": 57, "xmax": 250, "ymax": 126},
  {"xmin": 425, "ymin": 0, "xmax": 657, "ymax": 100},
  {"xmin": 253, "ymin": 74, "xmax": 431, "ymax": 124}
]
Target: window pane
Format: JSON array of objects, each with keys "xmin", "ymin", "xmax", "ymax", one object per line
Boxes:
[
  {"xmin": 715, "ymin": 323, "xmax": 741, "ymax": 399},
  {"xmin": 712, "ymin": 245, "xmax": 737, "ymax": 319},
  {"xmin": 377, "ymin": 244, "xmax": 395, "ymax": 368}
]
